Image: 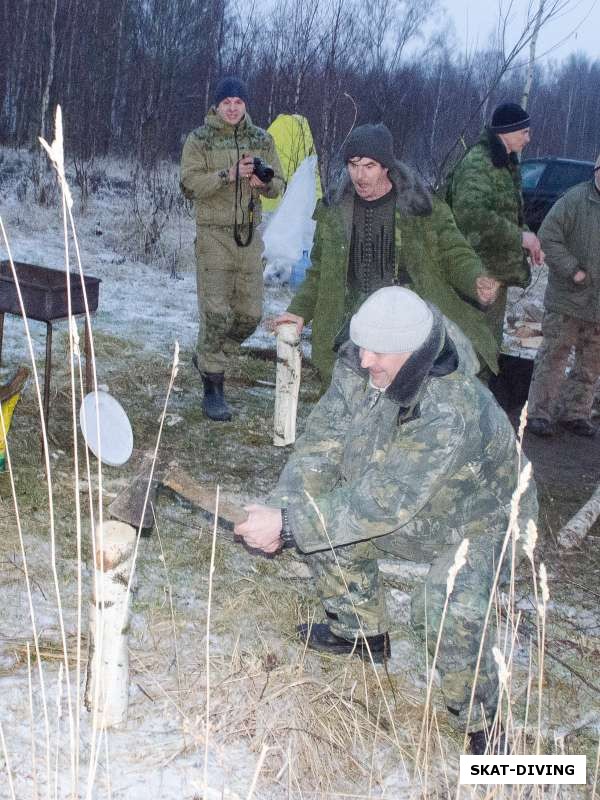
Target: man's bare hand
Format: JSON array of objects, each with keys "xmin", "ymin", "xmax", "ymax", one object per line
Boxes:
[
  {"xmin": 229, "ymin": 155, "xmax": 254, "ymax": 182},
  {"xmin": 522, "ymin": 231, "xmax": 545, "ymax": 265},
  {"xmin": 475, "ymin": 275, "xmax": 500, "ymax": 305},
  {"xmin": 272, "ymin": 312, "xmax": 304, "ymax": 335},
  {"xmin": 234, "ymin": 504, "xmax": 282, "ymax": 554},
  {"xmin": 249, "ymin": 174, "xmax": 266, "ymax": 189},
  {"xmin": 573, "ymin": 269, "xmax": 587, "ymax": 284}
]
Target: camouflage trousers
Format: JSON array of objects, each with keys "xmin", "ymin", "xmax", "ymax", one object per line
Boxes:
[
  {"xmin": 305, "ymin": 533, "xmax": 505, "ymax": 731},
  {"xmin": 527, "ymin": 311, "xmax": 600, "ymax": 422},
  {"xmin": 195, "ymin": 226, "xmax": 263, "ymax": 374}
]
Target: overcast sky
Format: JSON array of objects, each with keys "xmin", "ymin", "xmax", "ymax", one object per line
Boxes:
[{"xmin": 441, "ymin": 0, "xmax": 598, "ymax": 61}]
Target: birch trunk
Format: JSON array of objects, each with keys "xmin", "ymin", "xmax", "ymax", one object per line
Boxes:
[
  {"xmin": 521, "ymin": 0, "xmax": 545, "ymax": 110},
  {"xmin": 40, "ymin": 0, "xmax": 58, "ymax": 142},
  {"xmin": 85, "ymin": 520, "xmax": 136, "ymax": 729},
  {"xmin": 273, "ymin": 323, "xmax": 301, "ymax": 447},
  {"xmin": 557, "ymin": 484, "xmax": 600, "ymax": 548}
]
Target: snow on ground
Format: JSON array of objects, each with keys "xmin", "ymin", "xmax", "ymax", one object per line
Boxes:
[
  {"xmin": 0, "ymin": 148, "xmax": 598, "ymax": 800},
  {"xmin": 0, "ymin": 181, "xmax": 293, "ymax": 368}
]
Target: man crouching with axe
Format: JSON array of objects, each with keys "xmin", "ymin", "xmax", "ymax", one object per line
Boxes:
[{"xmin": 235, "ymin": 286, "xmax": 537, "ymax": 755}]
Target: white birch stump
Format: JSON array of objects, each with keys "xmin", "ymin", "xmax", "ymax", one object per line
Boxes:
[
  {"xmin": 273, "ymin": 323, "xmax": 301, "ymax": 447},
  {"xmin": 85, "ymin": 520, "xmax": 136, "ymax": 728},
  {"xmin": 557, "ymin": 484, "xmax": 600, "ymax": 549}
]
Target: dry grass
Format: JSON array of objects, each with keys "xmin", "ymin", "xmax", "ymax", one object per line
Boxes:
[{"xmin": 0, "ymin": 109, "xmax": 598, "ymax": 799}]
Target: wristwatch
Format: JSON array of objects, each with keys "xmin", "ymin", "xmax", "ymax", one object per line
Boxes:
[{"xmin": 280, "ymin": 508, "xmax": 295, "ymax": 549}]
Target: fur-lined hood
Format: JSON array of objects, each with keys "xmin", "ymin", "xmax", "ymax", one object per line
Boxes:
[
  {"xmin": 481, "ymin": 127, "xmax": 520, "ymax": 170},
  {"xmin": 337, "ymin": 307, "xmax": 459, "ymax": 421},
  {"xmin": 329, "ymin": 159, "xmax": 433, "ymax": 217}
]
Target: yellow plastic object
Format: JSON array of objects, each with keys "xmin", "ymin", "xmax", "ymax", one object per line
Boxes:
[
  {"xmin": 0, "ymin": 393, "xmax": 21, "ymax": 472},
  {"xmin": 0, "ymin": 367, "xmax": 29, "ymax": 472},
  {"xmin": 262, "ymin": 113, "xmax": 322, "ymax": 212}
]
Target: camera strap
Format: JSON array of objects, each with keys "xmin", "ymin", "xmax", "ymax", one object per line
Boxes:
[{"xmin": 233, "ymin": 128, "xmax": 255, "ymax": 248}]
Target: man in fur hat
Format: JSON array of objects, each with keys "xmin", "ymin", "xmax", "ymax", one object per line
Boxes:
[
  {"xmin": 447, "ymin": 102, "xmax": 544, "ymax": 348},
  {"xmin": 275, "ymin": 122, "xmax": 499, "ymax": 390}
]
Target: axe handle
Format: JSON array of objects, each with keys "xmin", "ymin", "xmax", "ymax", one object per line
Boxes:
[{"xmin": 161, "ymin": 466, "xmax": 248, "ymax": 528}]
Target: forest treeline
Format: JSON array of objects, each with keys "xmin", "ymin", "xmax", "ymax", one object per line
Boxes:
[{"xmin": 1, "ymin": 0, "xmax": 599, "ymax": 186}]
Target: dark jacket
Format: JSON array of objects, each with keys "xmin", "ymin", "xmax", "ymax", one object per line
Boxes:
[
  {"xmin": 540, "ymin": 180, "xmax": 600, "ymax": 321},
  {"xmin": 288, "ymin": 161, "xmax": 499, "ymax": 385}
]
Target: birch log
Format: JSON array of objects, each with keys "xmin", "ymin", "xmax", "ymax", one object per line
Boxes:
[
  {"xmin": 557, "ymin": 484, "xmax": 600, "ymax": 549},
  {"xmin": 273, "ymin": 323, "xmax": 301, "ymax": 447},
  {"xmin": 85, "ymin": 520, "xmax": 136, "ymax": 728}
]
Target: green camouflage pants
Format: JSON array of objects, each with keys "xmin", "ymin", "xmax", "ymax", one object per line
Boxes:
[
  {"xmin": 305, "ymin": 533, "xmax": 504, "ymax": 731},
  {"xmin": 195, "ymin": 226, "xmax": 263, "ymax": 374},
  {"xmin": 527, "ymin": 311, "xmax": 600, "ymax": 422}
]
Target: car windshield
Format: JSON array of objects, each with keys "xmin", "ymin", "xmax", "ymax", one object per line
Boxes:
[
  {"xmin": 543, "ymin": 162, "xmax": 593, "ymax": 192},
  {"xmin": 521, "ymin": 161, "xmax": 546, "ymax": 190}
]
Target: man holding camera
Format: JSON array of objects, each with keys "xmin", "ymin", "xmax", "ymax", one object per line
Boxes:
[{"xmin": 181, "ymin": 77, "xmax": 283, "ymax": 421}]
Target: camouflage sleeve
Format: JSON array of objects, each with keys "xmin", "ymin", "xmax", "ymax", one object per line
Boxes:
[
  {"xmin": 256, "ymin": 134, "xmax": 285, "ymax": 200},
  {"xmin": 180, "ymin": 133, "xmax": 226, "ymax": 200},
  {"xmin": 286, "ymin": 204, "xmax": 326, "ymax": 322},
  {"xmin": 277, "ymin": 386, "xmax": 472, "ymax": 554},
  {"xmin": 539, "ymin": 194, "xmax": 582, "ymax": 279},
  {"xmin": 451, "ymin": 155, "xmax": 525, "ymax": 281},
  {"xmin": 432, "ymin": 199, "xmax": 486, "ymax": 302}
]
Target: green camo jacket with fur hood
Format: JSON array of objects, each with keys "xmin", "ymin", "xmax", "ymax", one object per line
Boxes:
[
  {"xmin": 180, "ymin": 108, "xmax": 284, "ymax": 228},
  {"xmin": 447, "ymin": 128, "xmax": 530, "ymax": 287},
  {"xmin": 287, "ymin": 161, "xmax": 499, "ymax": 385},
  {"xmin": 269, "ymin": 309, "xmax": 537, "ymax": 559}
]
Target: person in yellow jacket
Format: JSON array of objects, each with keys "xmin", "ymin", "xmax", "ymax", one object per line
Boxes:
[{"xmin": 181, "ymin": 77, "xmax": 284, "ymax": 421}]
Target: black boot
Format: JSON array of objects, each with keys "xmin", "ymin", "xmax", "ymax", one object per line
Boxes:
[
  {"xmin": 468, "ymin": 724, "xmax": 506, "ymax": 754},
  {"xmin": 201, "ymin": 372, "xmax": 232, "ymax": 422},
  {"xmin": 297, "ymin": 623, "xmax": 390, "ymax": 664}
]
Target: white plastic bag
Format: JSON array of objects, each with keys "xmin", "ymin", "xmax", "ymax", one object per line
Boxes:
[{"xmin": 262, "ymin": 155, "xmax": 317, "ymax": 274}]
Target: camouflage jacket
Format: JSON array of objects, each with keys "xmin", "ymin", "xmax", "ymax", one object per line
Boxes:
[
  {"xmin": 269, "ymin": 310, "xmax": 537, "ymax": 560},
  {"xmin": 540, "ymin": 181, "xmax": 600, "ymax": 321},
  {"xmin": 180, "ymin": 108, "xmax": 284, "ymax": 228},
  {"xmin": 288, "ymin": 162, "xmax": 499, "ymax": 383},
  {"xmin": 447, "ymin": 128, "xmax": 530, "ymax": 287}
]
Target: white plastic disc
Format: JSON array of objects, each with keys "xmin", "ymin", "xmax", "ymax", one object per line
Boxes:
[{"xmin": 79, "ymin": 391, "xmax": 133, "ymax": 467}]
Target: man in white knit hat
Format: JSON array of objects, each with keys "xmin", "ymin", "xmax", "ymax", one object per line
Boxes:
[{"xmin": 236, "ymin": 287, "xmax": 537, "ymax": 753}]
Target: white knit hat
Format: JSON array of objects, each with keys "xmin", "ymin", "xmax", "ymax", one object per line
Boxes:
[{"xmin": 350, "ymin": 287, "xmax": 434, "ymax": 353}]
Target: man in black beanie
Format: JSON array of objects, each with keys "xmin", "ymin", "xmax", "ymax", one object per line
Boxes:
[
  {"xmin": 447, "ymin": 102, "xmax": 544, "ymax": 351},
  {"xmin": 181, "ymin": 77, "xmax": 283, "ymax": 421},
  {"xmin": 275, "ymin": 122, "xmax": 500, "ymax": 389}
]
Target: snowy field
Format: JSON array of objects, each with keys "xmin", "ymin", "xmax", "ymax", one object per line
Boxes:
[{"xmin": 0, "ymin": 146, "xmax": 598, "ymax": 799}]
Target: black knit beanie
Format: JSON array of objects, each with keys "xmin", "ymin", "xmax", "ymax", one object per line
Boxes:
[
  {"xmin": 342, "ymin": 123, "xmax": 396, "ymax": 170},
  {"xmin": 489, "ymin": 103, "xmax": 530, "ymax": 133},
  {"xmin": 214, "ymin": 76, "xmax": 249, "ymax": 106}
]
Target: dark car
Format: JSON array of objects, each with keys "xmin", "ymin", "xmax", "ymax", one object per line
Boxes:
[{"xmin": 521, "ymin": 157, "xmax": 595, "ymax": 232}]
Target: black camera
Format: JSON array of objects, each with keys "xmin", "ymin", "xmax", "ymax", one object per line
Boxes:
[{"xmin": 253, "ymin": 157, "xmax": 274, "ymax": 183}]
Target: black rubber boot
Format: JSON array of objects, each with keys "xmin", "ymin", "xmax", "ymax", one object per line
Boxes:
[
  {"xmin": 297, "ymin": 623, "xmax": 390, "ymax": 664},
  {"xmin": 527, "ymin": 417, "xmax": 554, "ymax": 437},
  {"xmin": 468, "ymin": 724, "xmax": 506, "ymax": 755},
  {"xmin": 561, "ymin": 418, "xmax": 596, "ymax": 437},
  {"xmin": 201, "ymin": 372, "xmax": 232, "ymax": 422}
]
